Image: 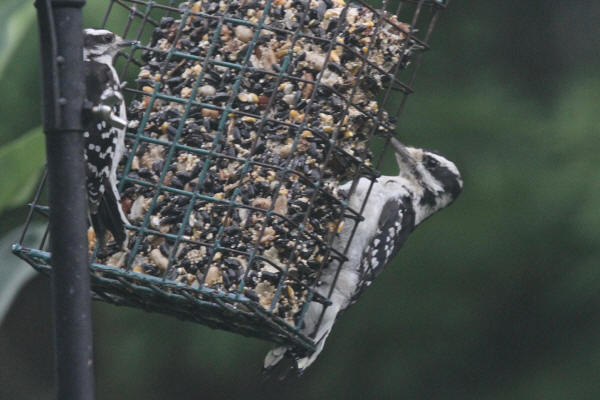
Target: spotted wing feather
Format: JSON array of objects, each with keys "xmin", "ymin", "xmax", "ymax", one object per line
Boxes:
[
  {"xmin": 84, "ymin": 60, "xmax": 127, "ymax": 244},
  {"xmin": 350, "ymin": 196, "xmax": 415, "ymax": 304}
]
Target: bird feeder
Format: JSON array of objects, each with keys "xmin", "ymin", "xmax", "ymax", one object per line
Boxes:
[{"xmin": 14, "ymin": 0, "xmax": 449, "ymax": 353}]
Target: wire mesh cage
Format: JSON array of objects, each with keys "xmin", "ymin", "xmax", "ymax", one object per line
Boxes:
[{"xmin": 14, "ymin": 0, "xmax": 448, "ymax": 351}]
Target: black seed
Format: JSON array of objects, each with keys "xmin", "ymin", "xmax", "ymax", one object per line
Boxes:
[
  {"xmin": 160, "ymin": 215, "xmax": 179, "ymax": 225},
  {"xmin": 167, "ymin": 268, "xmax": 178, "ymax": 280},
  {"xmin": 159, "ymin": 243, "xmax": 170, "ymax": 257},
  {"xmin": 160, "ymin": 17, "xmax": 174, "ymax": 29},
  {"xmin": 152, "ymin": 160, "xmax": 164, "ymax": 176},
  {"xmin": 244, "ymin": 289, "xmax": 258, "ymax": 302},
  {"xmin": 143, "ymin": 263, "xmax": 160, "ymax": 275},
  {"xmin": 260, "ymin": 271, "xmax": 279, "ymax": 284},
  {"xmin": 327, "ymin": 62, "xmax": 343, "ymax": 74},
  {"xmin": 222, "ymin": 272, "xmax": 231, "ymax": 287},
  {"xmin": 166, "ymin": 125, "xmax": 178, "ymax": 137},
  {"xmin": 316, "ymin": 1, "xmax": 327, "ymax": 20},
  {"xmin": 167, "ymin": 76, "xmax": 184, "ymax": 87},
  {"xmin": 175, "ymin": 195, "xmax": 189, "ymax": 205},
  {"xmin": 138, "ymin": 168, "xmax": 153, "ymax": 179},
  {"xmin": 213, "ymin": 92, "xmax": 230, "ymax": 103},
  {"xmin": 170, "ymin": 176, "xmax": 184, "ymax": 189},
  {"xmin": 224, "ymin": 257, "xmax": 241, "ymax": 268},
  {"xmin": 227, "ymin": 269, "xmax": 238, "ymax": 282},
  {"xmin": 252, "ymin": 140, "xmax": 266, "ymax": 155}
]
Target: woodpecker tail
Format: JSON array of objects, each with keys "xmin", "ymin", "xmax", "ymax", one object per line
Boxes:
[
  {"xmin": 294, "ymin": 320, "xmax": 333, "ymax": 373},
  {"xmin": 90, "ymin": 178, "xmax": 129, "ymax": 247},
  {"xmin": 263, "ymin": 302, "xmax": 340, "ymax": 375},
  {"xmin": 262, "ymin": 329, "xmax": 332, "ymax": 375},
  {"xmin": 263, "ymin": 346, "xmax": 294, "ymax": 379}
]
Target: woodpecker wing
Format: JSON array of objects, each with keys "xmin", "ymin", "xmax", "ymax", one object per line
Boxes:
[
  {"xmin": 84, "ymin": 60, "xmax": 128, "ymax": 245},
  {"xmin": 84, "ymin": 60, "xmax": 119, "ymax": 209},
  {"xmin": 350, "ymin": 196, "xmax": 415, "ymax": 304},
  {"xmin": 89, "ymin": 177, "xmax": 128, "ymax": 245}
]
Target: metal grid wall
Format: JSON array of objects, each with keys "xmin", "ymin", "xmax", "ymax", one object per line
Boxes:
[{"xmin": 14, "ymin": 0, "xmax": 447, "ymax": 351}]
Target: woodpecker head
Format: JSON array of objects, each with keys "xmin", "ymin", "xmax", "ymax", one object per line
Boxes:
[
  {"xmin": 390, "ymin": 137, "xmax": 462, "ymax": 213},
  {"xmin": 83, "ymin": 29, "xmax": 130, "ymax": 61}
]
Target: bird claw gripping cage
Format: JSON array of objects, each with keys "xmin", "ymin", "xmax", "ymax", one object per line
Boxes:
[{"xmin": 14, "ymin": 0, "xmax": 448, "ymax": 351}]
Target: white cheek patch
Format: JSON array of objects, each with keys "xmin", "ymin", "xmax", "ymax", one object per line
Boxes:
[
  {"xmin": 419, "ymin": 168, "xmax": 444, "ymax": 193},
  {"xmin": 84, "ymin": 28, "xmax": 113, "ymax": 37}
]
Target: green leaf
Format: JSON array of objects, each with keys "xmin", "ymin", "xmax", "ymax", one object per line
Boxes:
[
  {"xmin": 0, "ymin": 0, "xmax": 36, "ymax": 76},
  {"xmin": 0, "ymin": 224, "xmax": 45, "ymax": 325},
  {"xmin": 0, "ymin": 126, "xmax": 45, "ymax": 214}
]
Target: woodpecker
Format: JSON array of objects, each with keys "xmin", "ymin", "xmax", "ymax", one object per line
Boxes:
[
  {"xmin": 83, "ymin": 28, "xmax": 131, "ymax": 246},
  {"xmin": 264, "ymin": 137, "xmax": 463, "ymax": 374}
]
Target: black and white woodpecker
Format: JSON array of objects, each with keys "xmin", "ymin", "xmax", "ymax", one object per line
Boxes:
[
  {"xmin": 264, "ymin": 137, "xmax": 463, "ymax": 374},
  {"xmin": 82, "ymin": 29, "xmax": 131, "ymax": 246}
]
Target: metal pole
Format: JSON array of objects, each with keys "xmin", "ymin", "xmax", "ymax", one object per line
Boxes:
[{"xmin": 35, "ymin": 1, "xmax": 95, "ymax": 399}]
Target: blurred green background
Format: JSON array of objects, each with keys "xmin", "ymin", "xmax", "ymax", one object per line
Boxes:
[{"xmin": 1, "ymin": 0, "xmax": 600, "ymax": 398}]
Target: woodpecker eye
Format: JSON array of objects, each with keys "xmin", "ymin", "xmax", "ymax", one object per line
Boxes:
[
  {"xmin": 103, "ymin": 34, "xmax": 113, "ymax": 43},
  {"xmin": 424, "ymin": 156, "xmax": 440, "ymax": 169}
]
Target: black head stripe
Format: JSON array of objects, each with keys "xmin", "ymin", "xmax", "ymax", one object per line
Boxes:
[
  {"xmin": 419, "ymin": 188, "xmax": 437, "ymax": 206},
  {"xmin": 422, "ymin": 154, "xmax": 462, "ymax": 201},
  {"xmin": 431, "ymin": 165, "xmax": 462, "ymax": 200},
  {"xmin": 83, "ymin": 31, "xmax": 114, "ymax": 49},
  {"xmin": 84, "ymin": 34, "xmax": 96, "ymax": 49}
]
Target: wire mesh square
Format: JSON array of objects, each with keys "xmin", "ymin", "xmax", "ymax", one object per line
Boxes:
[{"xmin": 13, "ymin": 0, "xmax": 448, "ymax": 351}]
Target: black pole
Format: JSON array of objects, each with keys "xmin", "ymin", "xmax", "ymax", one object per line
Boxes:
[{"xmin": 35, "ymin": 1, "xmax": 95, "ymax": 399}]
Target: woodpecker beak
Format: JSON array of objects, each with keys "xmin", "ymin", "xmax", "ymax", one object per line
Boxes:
[
  {"xmin": 390, "ymin": 137, "xmax": 420, "ymax": 177},
  {"xmin": 117, "ymin": 37, "xmax": 138, "ymax": 48},
  {"xmin": 389, "ymin": 137, "xmax": 415, "ymax": 164}
]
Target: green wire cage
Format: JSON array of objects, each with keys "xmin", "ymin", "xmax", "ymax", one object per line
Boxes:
[{"xmin": 13, "ymin": 0, "xmax": 448, "ymax": 352}]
